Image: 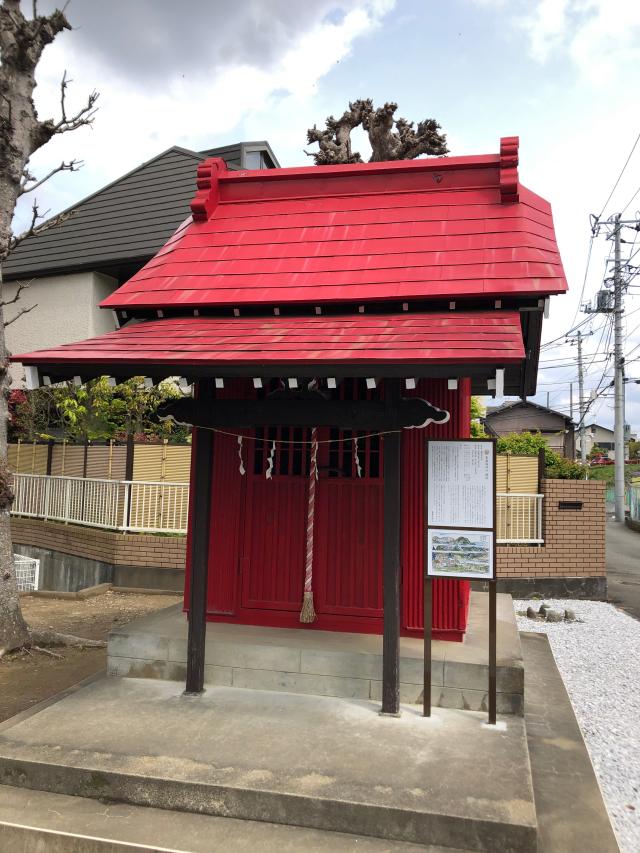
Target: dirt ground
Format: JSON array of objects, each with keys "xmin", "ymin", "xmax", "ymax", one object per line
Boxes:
[{"xmin": 0, "ymin": 590, "xmax": 181, "ymax": 723}]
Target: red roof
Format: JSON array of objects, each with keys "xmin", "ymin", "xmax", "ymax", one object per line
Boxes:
[
  {"xmin": 101, "ymin": 137, "xmax": 567, "ymax": 312},
  {"xmin": 16, "ymin": 312, "xmax": 524, "ymax": 372}
]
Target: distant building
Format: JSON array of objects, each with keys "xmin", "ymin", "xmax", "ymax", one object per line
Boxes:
[
  {"xmin": 4, "ymin": 141, "xmax": 280, "ymax": 385},
  {"xmin": 484, "ymin": 400, "xmax": 575, "ymax": 458},
  {"xmin": 576, "ymin": 423, "xmax": 637, "ymax": 460}
]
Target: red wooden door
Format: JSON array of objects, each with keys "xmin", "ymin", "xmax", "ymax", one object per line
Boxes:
[
  {"xmin": 241, "ymin": 426, "xmax": 310, "ymax": 612},
  {"xmin": 314, "ymin": 381, "xmax": 384, "ymax": 619}
]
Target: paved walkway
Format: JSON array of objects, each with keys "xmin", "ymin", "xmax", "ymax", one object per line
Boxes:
[{"xmin": 606, "ymin": 521, "xmax": 640, "ymax": 620}]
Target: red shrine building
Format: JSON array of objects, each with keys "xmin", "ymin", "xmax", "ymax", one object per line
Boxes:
[{"xmin": 15, "ymin": 136, "xmax": 567, "ymax": 712}]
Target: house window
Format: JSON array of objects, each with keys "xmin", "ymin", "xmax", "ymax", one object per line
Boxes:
[{"xmin": 244, "ymin": 150, "xmax": 275, "ymax": 170}]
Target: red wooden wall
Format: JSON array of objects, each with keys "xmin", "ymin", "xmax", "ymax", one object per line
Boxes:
[{"xmin": 185, "ymin": 377, "xmax": 471, "ymax": 640}]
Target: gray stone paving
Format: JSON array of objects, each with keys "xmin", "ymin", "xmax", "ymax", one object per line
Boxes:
[{"xmin": 517, "ymin": 598, "xmax": 638, "ymax": 852}]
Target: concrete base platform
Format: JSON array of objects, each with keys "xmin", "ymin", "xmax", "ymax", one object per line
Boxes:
[
  {"xmin": 0, "ymin": 677, "xmax": 536, "ymax": 852},
  {"xmin": 108, "ymin": 591, "xmax": 524, "ymax": 715},
  {"xmin": 0, "ymin": 784, "xmax": 465, "ymax": 853}
]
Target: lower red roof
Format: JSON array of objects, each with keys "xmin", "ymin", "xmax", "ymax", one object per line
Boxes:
[{"xmin": 15, "ymin": 312, "xmax": 524, "ymax": 370}]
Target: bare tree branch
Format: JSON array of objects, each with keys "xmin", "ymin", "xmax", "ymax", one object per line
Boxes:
[
  {"xmin": 4, "ymin": 202, "xmax": 74, "ymax": 259},
  {"xmin": 1, "ymin": 281, "xmax": 31, "ymax": 307},
  {"xmin": 4, "ymin": 303, "xmax": 37, "ymax": 327},
  {"xmin": 50, "ymin": 71, "xmax": 99, "ymax": 136},
  {"xmin": 19, "ymin": 159, "xmax": 83, "ymax": 196}
]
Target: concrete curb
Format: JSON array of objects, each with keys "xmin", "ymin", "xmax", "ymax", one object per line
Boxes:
[
  {"xmin": 0, "ymin": 756, "xmax": 536, "ymax": 853},
  {"xmin": 24, "ymin": 582, "xmax": 113, "ymax": 601}
]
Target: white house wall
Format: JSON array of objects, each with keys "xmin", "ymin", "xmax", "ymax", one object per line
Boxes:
[{"xmin": 5, "ymin": 271, "xmax": 118, "ymax": 386}]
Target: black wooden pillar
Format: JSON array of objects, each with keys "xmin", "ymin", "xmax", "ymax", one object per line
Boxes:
[
  {"xmin": 185, "ymin": 379, "xmax": 215, "ymax": 695},
  {"xmin": 381, "ymin": 378, "xmax": 402, "ymax": 715}
]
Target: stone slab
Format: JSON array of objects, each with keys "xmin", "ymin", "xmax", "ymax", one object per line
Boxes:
[
  {"xmin": 107, "ymin": 592, "xmax": 523, "ymax": 713},
  {"xmin": 0, "ymin": 784, "xmax": 459, "ymax": 853},
  {"xmin": 0, "ymin": 677, "xmax": 536, "ymax": 852}
]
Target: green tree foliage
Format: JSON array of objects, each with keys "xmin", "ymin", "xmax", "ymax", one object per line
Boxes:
[
  {"xmin": 9, "ymin": 378, "xmax": 189, "ymax": 444},
  {"xmin": 628, "ymin": 440, "xmax": 640, "ymax": 461},
  {"xmin": 496, "ymin": 431, "xmax": 586, "ymax": 479},
  {"xmin": 470, "ymin": 396, "xmax": 486, "ymax": 437}
]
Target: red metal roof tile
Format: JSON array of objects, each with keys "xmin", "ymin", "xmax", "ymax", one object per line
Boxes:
[
  {"xmin": 15, "ymin": 312, "xmax": 525, "ymax": 371},
  {"xmin": 100, "ymin": 137, "xmax": 567, "ymax": 311}
]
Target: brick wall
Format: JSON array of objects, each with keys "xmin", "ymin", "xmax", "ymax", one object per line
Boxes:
[
  {"xmin": 497, "ymin": 479, "xmax": 605, "ymax": 578},
  {"xmin": 10, "ymin": 517, "xmax": 186, "ymax": 572}
]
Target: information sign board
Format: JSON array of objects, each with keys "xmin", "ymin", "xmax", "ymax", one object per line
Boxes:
[
  {"xmin": 423, "ymin": 438, "xmax": 498, "ymax": 723},
  {"xmin": 427, "ymin": 440, "xmax": 494, "ymax": 530}
]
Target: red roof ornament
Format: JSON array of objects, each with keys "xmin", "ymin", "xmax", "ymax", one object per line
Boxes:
[
  {"xmin": 190, "ymin": 156, "xmax": 227, "ymax": 222},
  {"xmin": 499, "ymin": 136, "xmax": 519, "ymax": 204}
]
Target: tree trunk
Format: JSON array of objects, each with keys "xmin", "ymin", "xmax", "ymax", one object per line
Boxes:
[
  {"xmin": 0, "ymin": 265, "xmax": 29, "ymax": 654},
  {"xmin": 0, "ymin": 1, "xmax": 78, "ymax": 654}
]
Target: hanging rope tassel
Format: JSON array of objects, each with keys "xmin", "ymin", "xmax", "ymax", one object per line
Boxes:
[
  {"xmin": 300, "ymin": 427, "xmax": 318, "ymax": 623},
  {"xmin": 265, "ymin": 439, "xmax": 276, "ymax": 479},
  {"xmin": 237, "ymin": 435, "xmax": 245, "ymax": 476},
  {"xmin": 353, "ymin": 434, "xmax": 363, "ymax": 478}
]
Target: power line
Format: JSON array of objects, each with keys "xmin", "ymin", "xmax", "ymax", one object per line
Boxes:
[
  {"xmin": 621, "ymin": 184, "xmax": 640, "ymax": 216},
  {"xmin": 597, "ymin": 128, "xmax": 640, "ymax": 220}
]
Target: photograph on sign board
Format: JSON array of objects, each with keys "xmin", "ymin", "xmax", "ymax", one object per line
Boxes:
[{"xmin": 427, "ymin": 528, "xmax": 494, "ymax": 579}]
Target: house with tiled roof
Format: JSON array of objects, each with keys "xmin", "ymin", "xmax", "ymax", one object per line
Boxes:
[
  {"xmin": 4, "ymin": 141, "xmax": 279, "ymax": 384},
  {"xmin": 484, "ymin": 399, "xmax": 575, "ymax": 457}
]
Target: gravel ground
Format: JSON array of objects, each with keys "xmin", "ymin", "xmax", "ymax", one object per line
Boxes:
[{"xmin": 515, "ymin": 598, "xmax": 639, "ymax": 853}]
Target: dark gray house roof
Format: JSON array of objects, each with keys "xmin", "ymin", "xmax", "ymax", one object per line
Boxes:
[
  {"xmin": 485, "ymin": 399, "xmax": 574, "ymax": 425},
  {"xmin": 483, "ymin": 399, "xmax": 576, "ymax": 457},
  {"xmin": 4, "ymin": 140, "xmax": 279, "ymax": 284}
]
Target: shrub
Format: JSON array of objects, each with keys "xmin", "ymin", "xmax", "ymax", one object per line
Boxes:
[{"xmin": 496, "ymin": 431, "xmax": 587, "ymax": 480}]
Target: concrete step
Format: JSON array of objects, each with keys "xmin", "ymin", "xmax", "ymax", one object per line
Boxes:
[
  {"xmin": 0, "ymin": 784, "xmax": 460, "ymax": 853},
  {"xmin": 0, "ymin": 678, "xmax": 537, "ymax": 853},
  {"xmin": 107, "ymin": 593, "xmax": 524, "ymax": 714}
]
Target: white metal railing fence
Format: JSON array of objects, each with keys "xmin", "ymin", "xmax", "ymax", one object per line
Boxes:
[
  {"xmin": 14, "ymin": 555, "xmax": 40, "ymax": 591},
  {"xmin": 11, "ymin": 473, "xmax": 189, "ymax": 534},
  {"xmin": 12, "ymin": 473, "xmax": 542, "ymax": 543},
  {"xmin": 496, "ymin": 493, "xmax": 544, "ymax": 544}
]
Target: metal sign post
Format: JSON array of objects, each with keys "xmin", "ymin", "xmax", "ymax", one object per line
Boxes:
[
  {"xmin": 424, "ymin": 438, "xmax": 497, "ymax": 725},
  {"xmin": 489, "ymin": 579, "xmax": 497, "ymax": 725},
  {"xmin": 423, "ymin": 573, "xmax": 432, "ymax": 717}
]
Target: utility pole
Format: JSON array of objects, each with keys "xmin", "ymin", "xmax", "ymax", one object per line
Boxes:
[
  {"xmin": 566, "ymin": 332, "xmax": 590, "ymax": 461},
  {"xmin": 567, "ymin": 330, "xmax": 592, "ymax": 462},
  {"xmin": 583, "ymin": 210, "xmax": 639, "ymax": 521},
  {"xmin": 613, "ymin": 214, "xmax": 625, "ymax": 523},
  {"xmin": 570, "ymin": 382, "xmax": 574, "ymax": 420},
  {"xmin": 576, "ymin": 332, "xmax": 587, "ymax": 464}
]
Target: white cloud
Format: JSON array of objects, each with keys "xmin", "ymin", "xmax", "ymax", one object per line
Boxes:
[
  {"xmin": 14, "ymin": 1, "xmax": 395, "ymax": 230},
  {"xmin": 522, "ymin": 0, "xmax": 571, "ymax": 62},
  {"xmin": 520, "ymin": 0, "xmax": 640, "ymax": 83}
]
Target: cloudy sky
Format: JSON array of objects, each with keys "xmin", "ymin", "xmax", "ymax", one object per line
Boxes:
[{"xmin": 14, "ymin": 0, "xmax": 640, "ymax": 432}]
